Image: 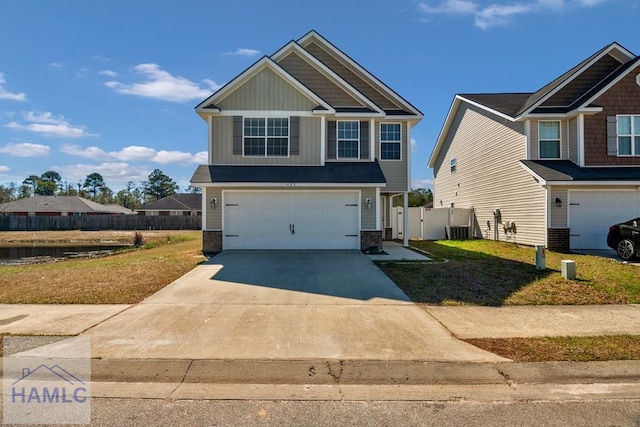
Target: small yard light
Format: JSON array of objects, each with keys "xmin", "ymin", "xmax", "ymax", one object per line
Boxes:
[
  {"xmin": 210, "ymin": 197, "xmax": 217, "ymax": 208},
  {"xmin": 555, "ymin": 197, "xmax": 562, "ymax": 208}
]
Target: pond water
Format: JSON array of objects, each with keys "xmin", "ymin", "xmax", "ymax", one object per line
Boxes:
[{"xmin": 0, "ymin": 244, "xmax": 130, "ymax": 265}]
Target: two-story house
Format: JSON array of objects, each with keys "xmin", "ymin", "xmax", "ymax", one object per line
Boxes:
[
  {"xmin": 190, "ymin": 31, "xmax": 422, "ymax": 252},
  {"xmin": 428, "ymin": 42, "xmax": 640, "ymax": 253}
]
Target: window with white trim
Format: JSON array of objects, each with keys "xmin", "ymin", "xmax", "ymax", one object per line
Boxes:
[
  {"xmin": 243, "ymin": 117, "xmax": 289, "ymax": 157},
  {"xmin": 617, "ymin": 115, "xmax": 640, "ymax": 156},
  {"xmin": 337, "ymin": 120, "xmax": 359, "ymax": 159},
  {"xmin": 450, "ymin": 158, "xmax": 456, "ymax": 173},
  {"xmin": 380, "ymin": 123, "xmax": 401, "ymax": 160},
  {"xmin": 538, "ymin": 121, "xmax": 560, "ymax": 159}
]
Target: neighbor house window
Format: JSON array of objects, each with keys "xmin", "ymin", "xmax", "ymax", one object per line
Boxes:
[
  {"xmin": 617, "ymin": 115, "xmax": 640, "ymax": 156},
  {"xmin": 337, "ymin": 120, "xmax": 359, "ymax": 159},
  {"xmin": 539, "ymin": 121, "xmax": 561, "ymax": 159},
  {"xmin": 243, "ymin": 117, "xmax": 289, "ymax": 157},
  {"xmin": 380, "ymin": 123, "xmax": 401, "ymax": 160},
  {"xmin": 450, "ymin": 158, "xmax": 457, "ymax": 173}
]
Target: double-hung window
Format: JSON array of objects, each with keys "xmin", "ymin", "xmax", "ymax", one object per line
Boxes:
[
  {"xmin": 243, "ymin": 117, "xmax": 289, "ymax": 157},
  {"xmin": 380, "ymin": 123, "xmax": 401, "ymax": 160},
  {"xmin": 337, "ymin": 121, "xmax": 359, "ymax": 159},
  {"xmin": 617, "ymin": 115, "xmax": 640, "ymax": 156},
  {"xmin": 538, "ymin": 121, "xmax": 560, "ymax": 159}
]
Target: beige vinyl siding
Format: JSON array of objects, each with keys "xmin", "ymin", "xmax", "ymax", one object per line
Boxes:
[
  {"xmin": 433, "ymin": 103, "xmax": 547, "ymax": 246},
  {"xmin": 529, "ymin": 119, "xmax": 570, "ymax": 160},
  {"xmin": 211, "ymin": 116, "xmax": 321, "ymax": 165},
  {"xmin": 278, "ymin": 52, "xmax": 365, "ymax": 107},
  {"xmin": 217, "ymin": 68, "xmax": 317, "ymax": 111},
  {"xmin": 301, "ymin": 41, "xmax": 400, "ymax": 111},
  {"xmin": 568, "ymin": 118, "xmax": 578, "ymax": 163},
  {"xmin": 361, "ymin": 188, "xmax": 377, "ymax": 230},
  {"xmin": 549, "ymin": 187, "xmax": 568, "ymax": 227},
  {"xmin": 375, "ymin": 121, "xmax": 408, "ymax": 192},
  {"xmin": 204, "ymin": 187, "xmax": 222, "ymax": 229}
]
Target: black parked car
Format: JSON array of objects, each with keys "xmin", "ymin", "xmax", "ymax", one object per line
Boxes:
[{"xmin": 607, "ymin": 217, "xmax": 640, "ymax": 260}]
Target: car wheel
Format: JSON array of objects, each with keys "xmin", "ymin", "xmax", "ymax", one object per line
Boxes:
[{"xmin": 617, "ymin": 239, "xmax": 636, "ymax": 260}]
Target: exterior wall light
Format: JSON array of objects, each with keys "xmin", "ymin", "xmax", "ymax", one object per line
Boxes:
[
  {"xmin": 555, "ymin": 197, "xmax": 562, "ymax": 208},
  {"xmin": 365, "ymin": 198, "xmax": 372, "ymax": 209},
  {"xmin": 210, "ymin": 197, "xmax": 217, "ymax": 208}
]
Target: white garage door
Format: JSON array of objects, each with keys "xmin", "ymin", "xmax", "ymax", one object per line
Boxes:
[
  {"xmin": 569, "ymin": 190, "xmax": 640, "ymax": 250},
  {"xmin": 224, "ymin": 191, "xmax": 360, "ymax": 250}
]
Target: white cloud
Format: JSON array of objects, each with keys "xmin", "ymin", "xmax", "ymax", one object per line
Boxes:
[
  {"xmin": 203, "ymin": 78, "xmax": 223, "ymax": 91},
  {"xmin": 48, "ymin": 62, "xmax": 64, "ymax": 68},
  {"xmin": 0, "ymin": 142, "xmax": 51, "ymax": 157},
  {"xmin": 0, "ymin": 165, "xmax": 10, "ymax": 173},
  {"xmin": 61, "ymin": 143, "xmax": 206, "ymax": 165},
  {"xmin": 55, "ymin": 162, "xmax": 150, "ymax": 184},
  {"xmin": 104, "ymin": 63, "xmax": 214, "ymax": 102},
  {"xmin": 224, "ymin": 48, "xmax": 261, "ymax": 57},
  {"xmin": 98, "ymin": 69, "xmax": 118, "ymax": 77},
  {"xmin": 418, "ymin": 0, "xmax": 610, "ymax": 29},
  {"xmin": 0, "ymin": 73, "xmax": 27, "ymax": 101},
  {"xmin": 6, "ymin": 111, "xmax": 97, "ymax": 138},
  {"xmin": 92, "ymin": 55, "xmax": 111, "ymax": 62},
  {"xmin": 412, "ymin": 178, "xmax": 434, "ymax": 189},
  {"xmin": 411, "ymin": 138, "xmax": 418, "ymax": 153}
]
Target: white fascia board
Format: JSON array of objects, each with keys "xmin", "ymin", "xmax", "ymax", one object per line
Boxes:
[
  {"xmin": 334, "ymin": 111, "xmax": 385, "ymax": 118},
  {"xmin": 297, "ymin": 31, "xmax": 423, "ymax": 118},
  {"xmin": 519, "ymin": 162, "xmax": 548, "ymax": 186},
  {"xmin": 196, "ymin": 182, "xmax": 386, "ymax": 188},
  {"xmin": 521, "ymin": 106, "xmax": 603, "ymax": 120},
  {"xmin": 218, "ymin": 110, "xmax": 321, "ymax": 117},
  {"xmin": 195, "ymin": 57, "xmax": 334, "ymax": 114},
  {"xmin": 519, "ymin": 45, "xmax": 635, "ymax": 116},
  {"xmin": 272, "ymin": 42, "xmax": 384, "ymax": 115}
]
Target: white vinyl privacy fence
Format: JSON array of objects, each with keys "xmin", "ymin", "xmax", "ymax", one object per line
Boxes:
[{"xmin": 391, "ymin": 207, "xmax": 473, "ymax": 240}]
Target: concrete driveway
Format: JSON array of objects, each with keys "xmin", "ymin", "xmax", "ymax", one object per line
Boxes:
[{"xmin": 83, "ymin": 251, "xmax": 505, "ymax": 362}]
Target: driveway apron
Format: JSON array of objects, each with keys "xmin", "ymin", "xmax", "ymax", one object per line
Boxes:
[{"xmin": 83, "ymin": 251, "xmax": 504, "ymax": 362}]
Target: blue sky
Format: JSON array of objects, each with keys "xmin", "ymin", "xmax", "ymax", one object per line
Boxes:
[{"xmin": 0, "ymin": 0, "xmax": 638, "ymax": 192}]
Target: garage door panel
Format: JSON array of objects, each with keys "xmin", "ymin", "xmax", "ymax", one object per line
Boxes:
[
  {"xmin": 569, "ymin": 191, "xmax": 640, "ymax": 250},
  {"xmin": 224, "ymin": 191, "xmax": 360, "ymax": 250}
]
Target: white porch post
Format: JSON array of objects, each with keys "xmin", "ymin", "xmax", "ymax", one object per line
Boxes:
[{"xmin": 403, "ymin": 191, "xmax": 409, "ymax": 247}]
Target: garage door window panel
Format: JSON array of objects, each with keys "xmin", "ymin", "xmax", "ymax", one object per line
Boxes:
[{"xmin": 243, "ymin": 117, "xmax": 289, "ymax": 157}]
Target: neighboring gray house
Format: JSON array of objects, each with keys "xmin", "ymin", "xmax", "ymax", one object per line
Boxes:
[
  {"xmin": 428, "ymin": 42, "xmax": 640, "ymax": 252},
  {"xmin": 0, "ymin": 196, "xmax": 131, "ymax": 216},
  {"xmin": 190, "ymin": 31, "xmax": 422, "ymax": 252},
  {"xmin": 136, "ymin": 194, "xmax": 202, "ymax": 216}
]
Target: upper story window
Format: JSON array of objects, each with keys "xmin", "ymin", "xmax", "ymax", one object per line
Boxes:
[
  {"xmin": 337, "ymin": 120, "xmax": 359, "ymax": 159},
  {"xmin": 380, "ymin": 123, "xmax": 401, "ymax": 160},
  {"xmin": 450, "ymin": 158, "xmax": 457, "ymax": 173},
  {"xmin": 617, "ymin": 115, "xmax": 640, "ymax": 156},
  {"xmin": 538, "ymin": 121, "xmax": 560, "ymax": 159},
  {"xmin": 243, "ymin": 117, "xmax": 289, "ymax": 157}
]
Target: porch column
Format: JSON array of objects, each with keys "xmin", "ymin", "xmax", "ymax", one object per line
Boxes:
[{"xmin": 403, "ymin": 191, "xmax": 409, "ymax": 247}]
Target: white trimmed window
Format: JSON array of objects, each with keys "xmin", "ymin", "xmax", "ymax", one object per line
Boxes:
[
  {"xmin": 243, "ymin": 117, "xmax": 289, "ymax": 157},
  {"xmin": 380, "ymin": 123, "xmax": 401, "ymax": 160},
  {"xmin": 337, "ymin": 120, "xmax": 359, "ymax": 159},
  {"xmin": 617, "ymin": 115, "xmax": 640, "ymax": 156},
  {"xmin": 538, "ymin": 121, "xmax": 560, "ymax": 159},
  {"xmin": 450, "ymin": 158, "xmax": 457, "ymax": 173}
]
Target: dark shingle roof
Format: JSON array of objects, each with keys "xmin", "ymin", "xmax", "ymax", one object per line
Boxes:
[
  {"xmin": 138, "ymin": 194, "xmax": 202, "ymax": 211},
  {"xmin": 190, "ymin": 162, "xmax": 387, "ymax": 185},
  {"xmin": 460, "ymin": 93, "xmax": 533, "ymax": 117},
  {"xmin": 0, "ymin": 196, "xmax": 130, "ymax": 214},
  {"xmin": 521, "ymin": 160, "xmax": 640, "ymax": 182}
]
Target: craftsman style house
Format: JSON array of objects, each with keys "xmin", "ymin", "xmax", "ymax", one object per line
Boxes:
[
  {"xmin": 191, "ymin": 31, "xmax": 422, "ymax": 252},
  {"xmin": 428, "ymin": 42, "xmax": 640, "ymax": 252}
]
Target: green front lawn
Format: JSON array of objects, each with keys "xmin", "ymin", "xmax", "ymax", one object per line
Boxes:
[{"xmin": 377, "ymin": 240, "xmax": 640, "ymax": 306}]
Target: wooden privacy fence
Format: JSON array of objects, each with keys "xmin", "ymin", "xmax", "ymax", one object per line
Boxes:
[{"xmin": 0, "ymin": 215, "xmax": 201, "ymax": 231}]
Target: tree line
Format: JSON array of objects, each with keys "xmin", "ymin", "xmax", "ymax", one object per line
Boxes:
[{"xmin": 0, "ymin": 169, "xmax": 200, "ymax": 210}]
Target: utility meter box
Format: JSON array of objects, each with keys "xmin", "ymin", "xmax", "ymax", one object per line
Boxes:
[{"xmin": 535, "ymin": 245, "xmax": 546, "ymax": 270}]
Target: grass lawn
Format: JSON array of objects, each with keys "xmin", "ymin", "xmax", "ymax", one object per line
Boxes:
[
  {"xmin": 0, "ymin": 230, "xmax": 206, "ymax": 304},
  {"xmin": 377, "ymin": 239, "xmax": 640, "ymax": 306}
]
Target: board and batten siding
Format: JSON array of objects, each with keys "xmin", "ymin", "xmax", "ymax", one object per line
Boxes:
[
  {"xmin": 549, "ymin": 186, "xmax": 569, "ymax": 228},
  {"xmin": 216, "ymin": 68, "xmax": 317, "ymax": 111},
  {"xmin": 204, "ymin": 187, "xmax": 222, "ymax": 229},
  {"xmin": 211, "ymin": 116, "xmax": 321, "ymax": 165},
  {"xmin": 277, "ymin": 52, "xmax": 364, "ymax": 107},
  {"xmin": 529, "ymin": 119, "xmax": 570, "ymax": 160},
  {"xmin": 361, "ymin": 188, "xmax": 377, "ymax": 230},
  {"xmin": 433, "ymin": 103, "xmax": 547, "ymax": 246},
  {"xmin": 375, "ymin": 121, "xmax": 409, "ymax": 192},
  {"xmin": 568, "ymin": 118, "xmax": 578, "ymax": 163}
]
